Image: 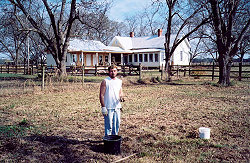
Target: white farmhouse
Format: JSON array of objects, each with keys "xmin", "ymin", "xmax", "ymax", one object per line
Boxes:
[
  {"xmin": 108, "ymin": 29, "xmax": 191, "ymax": 68},
  {"xmin": 46, "ymin": 29, "xmax": 191, "ymax": 69}
]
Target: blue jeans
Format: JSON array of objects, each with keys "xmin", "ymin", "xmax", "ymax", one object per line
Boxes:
[{"xmin": 104, "ymin": 108, "xmax": 120, "ymax": 136}]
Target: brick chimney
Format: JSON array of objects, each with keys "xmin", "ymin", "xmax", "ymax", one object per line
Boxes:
[
  {"xmin": 130, "ymin": 32, "xmax": 134, "ymax": 37},
  {"xmin": 158, "ymin": 29, "xmax": 162, "ymax": 37}
]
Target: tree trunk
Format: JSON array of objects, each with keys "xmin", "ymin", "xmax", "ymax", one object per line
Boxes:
[
  {"xmin": 166, "ymin": 60, "xmax": 172, "ymax": 82},
  {"xmin": 58, "ymin": 60, "xmax": 67, "ymax": 76},
  {"xmin": 164, "ymin": 50, "xmax": 172, "ymax": 82},
  {"xmin": 218, "ymin": 55, "xmax": 232, "ymax": 86},
  {"xmin": 57, "ymin": 51, "xmax": 67, "ymax": 76}
]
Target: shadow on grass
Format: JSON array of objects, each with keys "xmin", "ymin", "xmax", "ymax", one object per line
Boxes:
[
  {"xmin": 127, "ymin": 79, "xmax": 197, "ymax": 86},
  {"xmin": 1, "ymin": 132, "xmax": 109, "ymax": 162},
  {"xmin": 26, "ymin": 135, "xmax": 105, "ymax": 153}
]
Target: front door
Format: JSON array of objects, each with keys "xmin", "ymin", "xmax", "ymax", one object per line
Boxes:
[
  {"xmin": 93, "ymin": 55, "xmax": 97, "ymax": 66},
  {"xmin": 86, "ymin": 54, "xmax": 92, "ymax": 66},
  {"xmin": 124, "ymin": 56, "xmax": 128, "ymax": 64}
]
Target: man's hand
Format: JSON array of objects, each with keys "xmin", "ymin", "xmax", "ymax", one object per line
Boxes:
[
  {"xmin": 101, "ymin": 107, "xmax": 108, "ymax": 116},
  {"xmin": 120, "ymin": 97, "xmax": 125, "ymax": 102}
]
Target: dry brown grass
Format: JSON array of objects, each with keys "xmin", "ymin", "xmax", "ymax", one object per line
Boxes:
[{"xmin": 0, "ymin": 76, "xmax": 249, "ymax": 162}]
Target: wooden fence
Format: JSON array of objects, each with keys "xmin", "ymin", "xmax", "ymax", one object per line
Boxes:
[
  {"xmin": 169, "ymin": 62, "xmax": 250, "ymax": 81},
  {"xmin": 0, "ymin": 64, "xmax": 142, "ymax": 76},
  {"xmin": 0, "ymin": 63, "xmax": 249, "ymax": 81},
  {"xmin": 0, "ymin": 64, "xmax": 37, "ymax": 75}
]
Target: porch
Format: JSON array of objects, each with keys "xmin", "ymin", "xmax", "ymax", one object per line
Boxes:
[{"xmin": 68, "ymin": 51, "xmax": 130, "ymax": 67}]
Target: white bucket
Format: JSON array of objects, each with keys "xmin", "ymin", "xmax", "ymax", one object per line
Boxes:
[{"xmin": 199, "ymin": 127, "xmax": 210, "ymax": 139}]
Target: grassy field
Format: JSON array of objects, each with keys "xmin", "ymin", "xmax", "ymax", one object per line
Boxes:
[{"xmin": 0, "ymin": 75, "xmax": 249, "ymax": 162}]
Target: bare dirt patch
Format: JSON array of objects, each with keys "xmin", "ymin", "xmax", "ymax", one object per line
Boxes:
[{"xmin": 0, "ymin": 77, "xmax": 249, "ymax": 162}]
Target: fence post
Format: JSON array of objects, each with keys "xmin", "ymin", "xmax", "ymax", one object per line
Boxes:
[
  {"xmin": 123, "ymin": 64, "xmax": 126, "ymax": 76},
  {"xmin": 51, "ymin": 65, "xmax": 53, "ymax": 76},
  {"xmin": 161, "ymin": 64, "xmax": 163, "ymax": 80},
  {"xmin": 82, "ymin": 64, "xmax": 85, "ymax": 86},
  {"xmin": 70, "ymin": 66, "xmax": 73, "ymax": 76},
  {"xmin": 212, "ymin": 62, "xmax": 215, "ymax": 81},
  {"xmin": 139, "ymin": 63, "xmax": 142, "ymax": 80},
  {"xmin": 184, "ymin": 68, "xmax": 186, "ymax": 77},
  {"xmin": 42, "ymin": 66, "xmax": 45, "ymax": 90},
  {"xmin": 239, "ymin": 62, "xmax": 242, "ymax": 81},
  {"xmin": 24, "ymin": 63, "xmax": 26, "ymax": 74},
  {"xmin": 31, "ymin": 65, "xmax": 33, "ymax": 75},
  {"xmin": 1, "ymin": 65, "xmax": 2, "ymax": 73},
  {"xmin": 176, "ymin": 65, "xmax": 179, "ymax": 77},
  {"xmin": 129, "ymin": 65, "xmax": 131, "ymax": 75},
  {"xmin": 189, "ymin": 65, "xmax": 191, "ymax": 76},
  {"xmin": 7, "ymin": 65, "xmax": 9, "ymax": 74},
  {"xmin": 95, "ymin": 64, "xmax": 98, "ymax": 76},
  {"xmin": 15, "ymin": 65, "xmax": 17, "ymax": 74}
]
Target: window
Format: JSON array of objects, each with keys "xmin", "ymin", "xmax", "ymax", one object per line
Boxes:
[
  {"xmin": 99, "ymin": 55, "xmax": 103, "ymax": 64},
  {"xmin": 139, "ymin": 54, "xmax": 143, "ymax": 62},
  {"xmin": 124, "ymin": 56, "xmax": 128, "ymax": 64},
  {"xmin": 149, "ymin": 53, "xmax": 153, "ymax": 62},
  {"xmin": 105, "ymin": 55, "xmax": 108, "ymax": 62},
  {"xmin": 129, "ymin": 55, "xmax": 132, "ymax": 62},
  {"xmin": 80, "ymin": 55, "xmax": 84, "ymax": 62},
  {"xmin": 73, "ymin": 54, "xmax": 77, "ymax": 62},
  {"xmin": 80, "ymin": 55, "xmax": 82, "ymax": 61},
  {"xmin": 144, "ymin": 54, "xmax": 148, "ymax": 62},
  {"xmin": 115, "ymin": 40, "xmax": 118, "ymax": 45},
  {"xmin": 134, "ymin": 54, "xmax": 138, "ymax": 62},
  {"xmin": 155, "ymin": 53, "xmax": 158, "ymax": 62},
  {"xmin": 180, "ymin": 51, "xmax": 183, "ymax": 61}
]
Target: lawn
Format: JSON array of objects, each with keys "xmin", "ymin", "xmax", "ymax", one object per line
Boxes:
[{"xmin": 0, "ymin": 76, "xmax": 249, "ymax": 162}]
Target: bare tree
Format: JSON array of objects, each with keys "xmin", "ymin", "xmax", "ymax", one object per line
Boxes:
[
  {"xmin": 238, "ymin": 35, "xmax": 250, "ymax": 62},
  {"xmin": 124, "ymin": 2, "xmax": 167, "ymax": 37},
  {"xmin": 7, "ymin": 0, "xmax": 110, "ymax": 76},
  {"xmin": 6, "ymin": 0, "xmax": 78, "ymax": 76},
  {"xmin": 125, "ymin": 15, "xmax": 139, "ymax": 35},
  {"xmin": 163, "ymin": 0, "xmax": 211, "ymax": 81},
  {"xmin": 189, "ymin": 30, "xmax": 218, "ymax": 63},
  {"xmin": 76, "ymin": 1, "xmax": 117, "ymax": 44},
  {"xmin": 0, "ymin": 7, "xmax": 27, "ymax": 65},
  {"xmin": 208, "ymin": 0, "xmax": 250, "ymax": 86}
]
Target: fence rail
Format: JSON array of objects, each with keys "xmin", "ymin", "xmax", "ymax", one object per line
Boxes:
[
  {"xmin": 0, "ymin": 63, "xmax": 249, "ymax": 81},
  {"xmin": 0, "ymin": 64, "xmax": 142, "ymax": 76},
  {"xmin": 170, "ymin": 63, "xmax": 249, "ymax": 80}
]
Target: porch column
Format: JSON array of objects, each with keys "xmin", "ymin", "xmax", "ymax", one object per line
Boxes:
[
  {"xmin": 121, "ymin": 53, "xmax": 123, "ymax": 65},
  {"xmin": 81, "ymin": 51, "xmax": 84, "ymax": 66},
  {"xmin": 137, "ymin": 54, "xmax": 139, "ymax": 64},
  {"xmin": 96, "ymin": 53, "xmax": 98, "ymax": 66},
  {"xmin": 108, "ymin": 53, "xmax": 111, "ymax": 65}
]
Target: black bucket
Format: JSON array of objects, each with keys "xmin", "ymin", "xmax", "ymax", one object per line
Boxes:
[{"xmin": 103, "ymin": 135, "xmax": 122, "ymax": 154}]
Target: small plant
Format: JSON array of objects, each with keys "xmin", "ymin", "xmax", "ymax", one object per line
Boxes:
[
  {"xmin": 4, "ymin": 103, "xmax": 15, "ymax": 110},
  {"xmin": 213, "ymin": 143, "xmax": 223, "ymax": 148},
  {"xmin": 151, "ymin": 77, "xmax": 159, "ymax": 83},
  {"xmin": 19, "ymin": 118, "xmax": 28, "ymax": 126},
  {"xmin": 139, "ymin": 151, "xmax": 150, "ymax": 157},
  {"xmin": 0, "ymin": 120, "xmax": 33, "ymax": 138},
  {"xmin": 138, "ymin": 78, "xmax": 147, "ymax": 84}
]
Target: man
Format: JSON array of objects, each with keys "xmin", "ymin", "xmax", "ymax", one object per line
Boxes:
[{"xmin": 99, "ymin": 65, "xmax": 124, "ymax": 136}]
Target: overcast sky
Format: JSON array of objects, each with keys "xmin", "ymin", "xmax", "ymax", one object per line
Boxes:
[{"xmin": 108, "ymin": 0, "xmax": 153, "ymax": 22}]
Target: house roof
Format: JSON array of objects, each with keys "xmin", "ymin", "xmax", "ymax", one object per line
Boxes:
[
  {"xmin": 103, "ymin": 46, "xmax": 133, "ymax": 53},
  {"xmin": 68, "ymin": 39, "xmax": 107, "ymax": 52},
  {"xmin": 131, "ymin": 35, "xmax": 166, "ymax": 49},
  {"xmin": 109, "ymin": 34, "xmax": 191, "ymax": 51},
  {"xmin": 110, "ymin": 36, "xmax": 133, "ymax": 50},
  {"xmin": 67, "ymin": 33, "xmax": 190, "ymax": 54}
]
